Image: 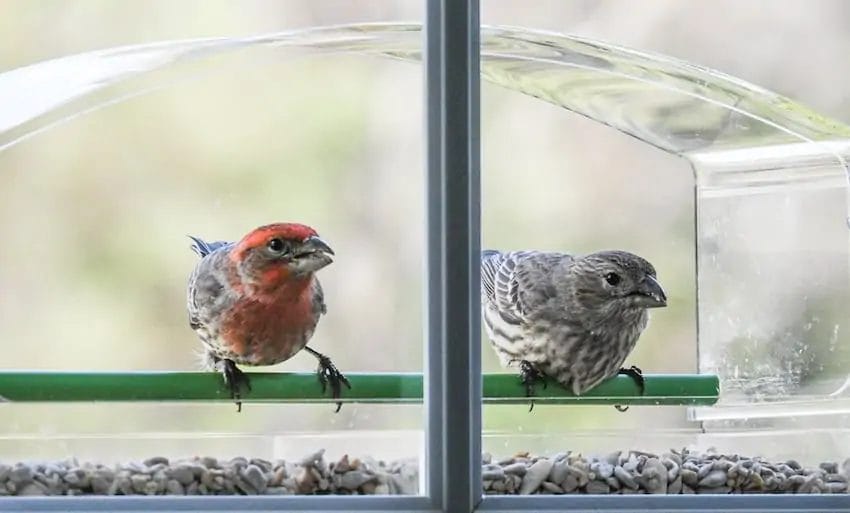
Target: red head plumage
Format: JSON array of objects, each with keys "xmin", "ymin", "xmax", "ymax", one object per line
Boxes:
[{"xmin": 230, "ymin": 223, "xmax": 319, "ymax": 263}]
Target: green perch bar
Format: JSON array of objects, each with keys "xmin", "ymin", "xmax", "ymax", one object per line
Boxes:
[{"xmin": 0, "ymin": 372, "xmax": 718, "ymax": 406}]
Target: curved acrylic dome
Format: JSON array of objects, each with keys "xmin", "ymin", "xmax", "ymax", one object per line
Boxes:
[{"xmin": 1, "ymin": 22, "xmax": 849, "ymax": 163}]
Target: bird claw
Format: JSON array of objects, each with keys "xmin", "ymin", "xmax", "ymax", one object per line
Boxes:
[
  {"xmin": 221, "ymin": 359, "xmax": 251, "ymax": 413},
  {"xmin": 311, "ymin": 351, "xmax": 351, "ymax": 413},
  {"xmin": 614, "ymin": 365, "xmax": 644, "ymax": 413},
  {"xmin": 618, "ymin": 365, "xmax": 645, "ymax": 394},
  {"xmin": 518, "ymin": 360, "xmax": 546, "ymax": 412}
]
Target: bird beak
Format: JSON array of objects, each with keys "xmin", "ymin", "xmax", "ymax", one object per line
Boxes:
[
  {"xmin": 636, "ymin": 275, "xmax": 667, "ymax": 308},
  {"xmin": 298, "ymin": 236, "xmax": 334, "ymax": 257}
]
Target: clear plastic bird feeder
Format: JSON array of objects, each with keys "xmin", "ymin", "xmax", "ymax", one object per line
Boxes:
[
  {"xmin": 1, "ymin": 21, "xmax": 850, "ymax": 504},
  {"xmin": 471, "ymin": 28, "xmax": 850, "ymax": 464}
]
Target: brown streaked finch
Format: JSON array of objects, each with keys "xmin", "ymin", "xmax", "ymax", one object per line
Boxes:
[{"xmin": 481, "ymin": 249, "xmax": 666, "ymax": 410}]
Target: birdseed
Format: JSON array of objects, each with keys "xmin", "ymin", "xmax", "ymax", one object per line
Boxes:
[{"xmin": 0, "ymin": 448, "xmax": 848, "ymax": 496}]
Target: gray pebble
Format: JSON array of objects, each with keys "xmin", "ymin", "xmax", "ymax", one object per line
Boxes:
[
  {"xmin": 265, "ymin": 486, "xmax": 292, "ymax": 495},
  {"xmin": 603, "ymin": 451, "xmax": 621, "ymax": 466},
  {"xmin": 827, "ymin": 482, "xmax": 848, "ymax": 493},
  {"xmin": 165, "ymin": 480, "xmax": 184, "ymax": 495},
  {"xmin": 91, "ymin": 477, "xmax": 111, "ymax": 495},
  {"xmin": 548, "ymin": 461, "xmax": 568, "ymax": 484},
  {"xmin": 300, "ymin": 449, "xmax": 325, "ymax": 468},
  {"xmin": 640, "ymin": 458, "xmax": 668, "ymax": 494},
  {"xmin": 519, "ymin": 459, "xmax": 552, "ymax": 495},
  {"xmin": 482, "ymin": 453, "xmax": 492, "ymax": 465},
  {"xmin": 697, "ymin": 463, "xmax": 713, "ymax": 480},
  {"xmin": 508, "ymin": 474, "xmax": 522, "ymax": 493},
  {"xmin": 619, "ymin": 486, "xmax": 644, "ymax": 494},
  {"xmin": 622, "ymin": 453, "xmax": 640, "ymax": 473},
  {"xmin": 340, "ymin": 470, "xmax": 374, "ymax": 491},
  {"xmin": 798, "ymin": 474, "xmax": 824, "ymax": 494},
  {"xmin": 17, "ymin": 482, "xmax": 48, "ymax": 496},
  {"xmin": 680, "ymin": 468, "xmax": 698, "ymax": 487},
  {"xmin": 130, "ymin": 474, "xmax": 150, "ymax": 494},
  {"xmin": 35, "ymin": 473, "xmax": 63, "ymax": 495},
  {"xmin": 200, "ymin": 457, "xmax": 218, "ymax": 469},
  {"xmin": 250, "ymin": 459, "xmax": 273, "ymax": 473},
  {"xmin": 614, "ymin": 465, "xmax": 638, "ymax": 490},
  {"xmin": 682, "ymin": 461, "xmax": 699, "ymax": 472},
  {"xmin": 746, "ymin": 472, "xmax": 765, "ymax": 491},
  {"xmin": 697, "ymin": 485, "xmax": 732, "ymax": 494},
  {"xmin": 540, "ymin": 481, "xmax": 564, "ymax": 494},
  {"xmin": 143, "ymin": 480, "xmax": 159, "ymax": 495},
  {"xmin": 663, "ymin": 452, "xmax": 682, "ymax": 468},
  {"xmin": 482, "ymin": 469, "xmax": 505, "ymax": 481},
  {"xmin": 668, "ymin": 475, "xmax": 683, "ymax": 494},
  {"xmin": 561, "ymin": 474, "xmax": 579, "ymax": 493},
  {"xmin": 567, "ymin": 465, "xmax": 589, "ymax": 487},
  {"xmin": 698, "ymin": 470, "xmax": 728, "ymax": 488},
  {"xmin": 168, "ymin": 465, "xmax": 195, "ymax": 486},
  {"xmin": 819, "ymin": 462, "xmax": 838, "ymax": 474},
  {"xmin": 184, "ymin": 464, "xmax": 204, "ymax": 479},
  {"xmin": 0, "ymin": 464, "xmax": 9, "ymax": 482},
  {"xmin": 144, "ymin": 457, "xmax": 169, "ymax": 467},
  {"xmin": 712, "ymin": 459, "xmax": 732, "ymax": 472},
  {"xmin": 63, "ymin": 468, "xmax": 88, "ymax": 488},
  {"xmin": 9, "ymin": 465, "xmax": 32, "ymax": 485},
  {"xmin": 664, "ymin": 459, "xmax": 680, "ymax": 481},
  {"xmin": 585, "ymin": 480, "xmax": 610, "ymax": 494},
  {"xmin": 229, "ymin": 457, "xmax": 248, "ymax": 469},
  {"xmin": 239, "ymin": 465, "xmax": 267, "ymax": 495},
  {"xmin": 44, "ymin": 464, "xmax": 65, "ymax": 478},
  {"xmin": 591, "ymin": 461, "xmax": 614, "ymax": 479},
  {"xmin": 333, "ymin": 455, "xmax": 351, "ymax": 474},
  {"xmin": 502, "ymin": 462, "xmax": 527, "ymax": 476}
]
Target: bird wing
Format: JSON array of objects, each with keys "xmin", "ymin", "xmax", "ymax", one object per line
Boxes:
[
  {"xmin": 187, "ymin": 250, "xmax": 233, "ymax": 335},
  {"xmin": 312, "ymin": 278, "xmax": 327, "ymax": 316},
  {"xmin": 482, "ymin": 250, "xmax": 571, "ymax": 324},
  {"xmin": 481, "ymin": 250, "xmax": 535, "ymax": 324},
  {"xmin": 480, "ymin": 249, "xmax": 503, "ymax": 302}
]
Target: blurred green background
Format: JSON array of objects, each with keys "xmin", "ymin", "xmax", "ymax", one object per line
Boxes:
[{"xmin": 1, "ymin": 0, "xmax": 849, "ymax": 467}]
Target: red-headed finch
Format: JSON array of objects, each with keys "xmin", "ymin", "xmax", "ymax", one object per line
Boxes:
[{"xmin": 187, "ymin": 223, "xmax": 349, "ymax": 412}]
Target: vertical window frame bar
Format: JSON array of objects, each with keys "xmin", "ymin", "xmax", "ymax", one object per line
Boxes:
[{"xmin": 425, "ymin": 0, "xmax": 482, "ymax": 512}]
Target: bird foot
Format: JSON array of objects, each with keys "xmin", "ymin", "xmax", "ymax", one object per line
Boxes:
[
  {"xmin": 221, "ymin": 359, "xmax": 252, "ymax": 412},
  {"xmin": 306, "ymin": 347, "xmax": 351, "ymax": 413},
  {"xmin": 614, "ymin": 365, "xmax": 645, "ymax": 412},
  {"xmin": 518, "ymin": 360, "xmax": 546, "ymax": 412}
]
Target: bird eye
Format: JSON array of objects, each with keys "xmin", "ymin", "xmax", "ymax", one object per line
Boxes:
[
  {"xmin": 604, "ymin": 272, "xmax": 621, "ymax": 286},
  {"xmin": 267, "ymin": 238, "xmax": 287, "ymax": 254}
]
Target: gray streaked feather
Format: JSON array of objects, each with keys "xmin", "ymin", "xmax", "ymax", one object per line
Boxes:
[
  {"xmin": 481, "ymin": 249, "xmax": 571, "ymax": 325},
  {"xmin": 188, "ymin": 235, "xmax": 232, "ymax": 258}
]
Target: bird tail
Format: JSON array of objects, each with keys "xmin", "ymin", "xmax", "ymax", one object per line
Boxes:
[{"xmin": 188, "ymin": 235, "xmax": 230, "ymax": 258}]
